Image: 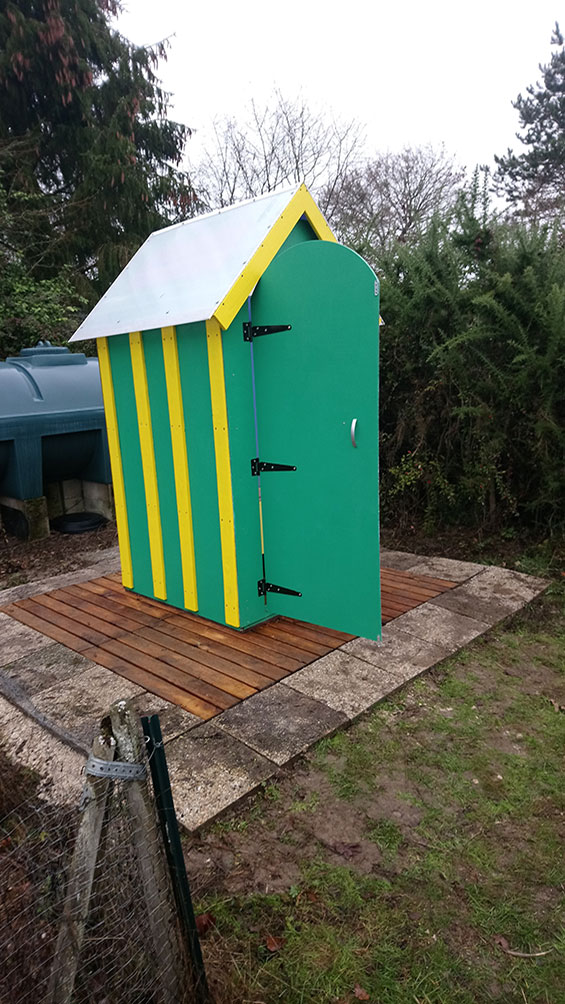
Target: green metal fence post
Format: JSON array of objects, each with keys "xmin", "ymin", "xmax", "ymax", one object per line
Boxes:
[{"xmin": 141, "ymin": 714, "xmax": 210, "ymax": 1002}]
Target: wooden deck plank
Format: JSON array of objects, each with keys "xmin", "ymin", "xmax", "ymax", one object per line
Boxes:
[
  {"xmin": 381, "ymin": 577, "xmax": 449, "ymax": 600},
  {"xmin": 61, "ymin": 582, "xmax": 161, "ymax": 629},
  {"xmin": 382, "ymin": 595, "xmax": 419, "ymax": 613},
  {"xmin": 156, "ymin": 617, "xmax": 300, "ymax": 675},
  {"xmin": 82, "ymin": 646, "xmax": 219, "ymax": 719},
  {"xmin": 163, "ymin": 613, "xmax": 313, "ymax": 665},
  {"xmin": 16, "ymin": 598, "xmax": 110, "ymax": 647},
  {"xmin": 252, "ymin": 621, "xmax": 331, "ymax": 657},
  {"xmin": 281, "ymin": 617, "xmax": 355, "ymax": 643},
  {"xmin": 272, "ymin": 620, "xmax": 349, "ymax": 648},
  {"xmin": 94, "ymin": 577, "xmax": 171, "ymax": 617},
  {"xmin": 4, "ymin": 565, "xmax": 458, "ymax": 723},
  {"xmin": 381, "ymin": 567, "xmax": 456, "ymax": 591},
  {"xmin": 52, "ymin": 587, "xmax": 144, "ymax": 634},
  {"xmin": 138, "ymin": 623, "xmax": 284, "ymax": 686},
  {"xmin": 27, "ymin": 592, "xmax": 121, "ymax": 640},
  {"xmin": 91, "ymin": 579, "xmax": 319, "ymax": 664},
  {"xmin": 382, "ymin": 585, "xmax": 448, "ymax": 606},
  {"xmin": 117, "ymin": 631, "xmax": 257, "ymax": 701},
  {"xmin": 94, "ymin": 638, "xmax": 237, "ymax": 711},
  {"xmin": 3, "ymin": 603, "xmax": 92, "ymax": 652}
]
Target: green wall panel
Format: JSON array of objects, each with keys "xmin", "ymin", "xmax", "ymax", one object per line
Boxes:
[
  {"xmin": 176, "ymin": 321, "xmax": 225, "ymax": 625},
  {"xmin": 107, "ymin": 334, "xmax": 153, "ymax": 598},
  {"xmin": 143, "ymin": 328, "xmax": 185, "ymax": 609},
  {"xmin": 274, "ymin": 217, "xmax": 316, "ymax": 258}
]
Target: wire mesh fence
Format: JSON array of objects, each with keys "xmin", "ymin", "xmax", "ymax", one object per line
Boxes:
[
  {"xmin": 1, "ymin": 789, "xmax": 77, "ymax": 1002},
  {"xmin": 0, "ymin": 702, "xmax": 207, "ymax": 1004}
]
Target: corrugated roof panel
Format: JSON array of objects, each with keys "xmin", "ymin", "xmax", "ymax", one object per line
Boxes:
[{"xmin": 70, "ymin": 185, "xmax": 303, "ymax": 342}]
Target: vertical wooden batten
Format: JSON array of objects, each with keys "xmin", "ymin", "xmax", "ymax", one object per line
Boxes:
[
  {"xmin": 161, "ymin": 325, "xmax": 198, "ymax": 610},
  {"xmin": 97, "ymin": 337, "xmax": 133, "ymax": 588},
  {"xmin": 205, "ymin": 318, "xmax": 240, "ymax": 627},
  {"xmin": 129, "ymin": 331, "xmax": 167, "ymax": 600}
]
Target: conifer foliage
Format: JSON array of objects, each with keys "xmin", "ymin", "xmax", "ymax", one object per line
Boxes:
[
  {"xmin": 495, "ymin": 23, "xmax": 565, "ymax": 222},
  {"xmin": 0, "ymin": 0, "xmax": 193, "ymax": 342},
  {"xmin": 379, "ymin": 173, "xmax": 565, "ymax": 530}
]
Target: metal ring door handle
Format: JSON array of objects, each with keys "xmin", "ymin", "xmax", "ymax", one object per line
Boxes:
[{"xmin": 351, "ymin": 418, "xmax": 358, "ymax": 448}]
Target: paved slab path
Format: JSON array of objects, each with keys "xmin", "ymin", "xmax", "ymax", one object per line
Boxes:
[{"xmin": 0, "ymin": 549, "xmax": 547, "ymax": 829}]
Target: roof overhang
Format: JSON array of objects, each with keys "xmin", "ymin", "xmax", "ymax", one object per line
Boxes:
[{"xmin": 70, "ymin": 184, "xmax": 336, "ymax": 342}]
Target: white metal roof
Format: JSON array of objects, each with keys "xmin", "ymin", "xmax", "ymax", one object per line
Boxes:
[{"xmin": 70, "ymin": 185, "xmax": 309, "ymax": 342}]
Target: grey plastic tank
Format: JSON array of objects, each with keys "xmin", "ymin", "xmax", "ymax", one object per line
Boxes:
[{"xmin": 0, "ymin": 342, "xmax": 111, "ymax": 501}]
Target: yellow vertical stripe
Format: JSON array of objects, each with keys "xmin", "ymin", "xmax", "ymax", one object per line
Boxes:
[
  {"xmin": 129, "ymin": 331, "xmax": 167, "ymax": 600},
  {"xmin": 205, "ymin": 318, "xmax": 240, "ymax": 627},
  {"xmin": 97, "ymin": 338, "xmax": 133, "ymax": 589},
  {"xmin": 161, "ymin": 325, "xmax": 198, "ymax": 610}
]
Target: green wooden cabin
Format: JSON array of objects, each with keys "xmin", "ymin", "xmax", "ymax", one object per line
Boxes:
[{"xmin": 70, "ymin": 185, "xmax": 381, "ymax": 639}]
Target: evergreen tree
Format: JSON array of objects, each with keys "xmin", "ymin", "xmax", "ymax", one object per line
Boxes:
[
  {"xmin": 0, "ymin": 0, "xmax": 193, "ymax": 298},
  {"xmin": 495, "ymin": 23, "xmax": 565, "ymax": 221},
  {"xmin": 378, "ymin": 178, "xmax": 565, "ymax": 530}
]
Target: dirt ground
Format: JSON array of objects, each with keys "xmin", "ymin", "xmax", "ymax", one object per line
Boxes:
[
  {"xmin": 0, "ymin": 521, "xmax": 118, "ymax": 591},
  {"xmin": 1, "ymin": 516, "xmax": 562, "ymax": 593}
]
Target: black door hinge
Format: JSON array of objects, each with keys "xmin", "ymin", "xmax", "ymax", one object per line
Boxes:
[
  {"xmin": 258, "ymin": 579, "xmax": 302, "ymax": 598},
  {"xmin": 251, "ymin": 458, "xmax": 297, "ymax": 476},
  {"xmin": 243, "ymin": 322, "xmax": 291, "ymax": 342}
]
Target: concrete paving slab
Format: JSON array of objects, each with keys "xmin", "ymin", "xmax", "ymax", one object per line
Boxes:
[
  {"xmin": 0, "ymin": 548, "xmax": 549, "ymax": 830},
  {"xmin": 285, "ymin": 649, "xmax": 401, "ymax": 719},
  {"xmin": 215, "ymin": 683, "xmax": 348, "ymax": 765},
  {"xmin": 81, "ymin": 545, "xmax": 120, "ymax": 566},
  {"xmin": 0, "ymin": 694, "xmax": 85, "ymax": 804},
  {"xmin": 129, "ymin": 691, "xmax": 200, "ymax": 743},
  {"xmin": 391, "ymin": 603, "xmax": 490, "ymax": 652},
  {"xmin": 380, "ymin": 549, "xmax": 421, "ymax": 570},
  {"xmin": 164, "ymin": 722, "xmax": 275, "ymax": 831},
  {"xmin": 1, "ymin": 642, "xmax": 94, "ymax": 696},
  {"xmin": 0, "ymin": 611, "xmax": 53, "ymax": 665},
  {"xmin": 87, "ymin": 552, "xmax": 121, "ymax": 576},
  {"xmin": 32, "ymin": 664, "xmax": 143, "ymax": 748},
  {"xmin": 343, "ymin": 627, "xmax": 450, "ymax": 680},
  {"xmin": 431, "ymin": 566, "xmax": 548, "ymax": 623},
  {"xmin": 0, "ymin": 556, "xmax": 121, "ymax": 607},
  {"xmin": 402, "ymin": 556, "xmax": 485, "ymax": 582}
]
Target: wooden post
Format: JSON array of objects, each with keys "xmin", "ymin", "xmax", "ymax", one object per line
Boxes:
[
  {"xmin": 109, "ymin": 699, "xmax": 193, "ymax": 1004},
  {"xmin": 47, "ymin": 718, "xmax": 116, "ymax": 1004}
]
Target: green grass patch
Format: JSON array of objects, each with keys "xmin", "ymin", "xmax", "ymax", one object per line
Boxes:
[{"xmin": 196, "ymin": 582, "xmax": 565, "ymax": 1003}]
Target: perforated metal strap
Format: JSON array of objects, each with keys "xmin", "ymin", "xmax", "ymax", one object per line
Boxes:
[{"xmin": 85, "ymin": 754, "xmax": 147, "ymax": 781}]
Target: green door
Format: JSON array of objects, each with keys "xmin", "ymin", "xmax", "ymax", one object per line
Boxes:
[{"xmin": 249, "ymin": 240, "xmax": 381, "ymax": 640}]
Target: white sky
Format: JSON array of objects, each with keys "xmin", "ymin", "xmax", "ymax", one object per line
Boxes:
[{"xmin": 116, "ymin": 0, "xmax": 562, "ymax": 176}]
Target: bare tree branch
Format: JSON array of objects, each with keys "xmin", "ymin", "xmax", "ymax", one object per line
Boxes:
[
  {"xmin": 323, "ymin": 145, "xmax": 465, "ymax": 265},
  {"xmin": 191, "ymin": 90, "xmax": 365, "ymax": 211}
]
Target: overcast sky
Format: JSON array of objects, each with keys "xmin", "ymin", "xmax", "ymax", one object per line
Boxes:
[{"xmin": 116, "ymin": 1, "xmax": 561, "ymax": 177}]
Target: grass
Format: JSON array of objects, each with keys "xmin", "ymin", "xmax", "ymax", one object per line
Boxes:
[{"xmin": 189, "ymin": 572, "xmax": 565, "ymax": 1004}]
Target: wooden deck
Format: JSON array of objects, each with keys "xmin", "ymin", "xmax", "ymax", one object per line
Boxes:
[{"xmin": 3, "ymin": 569, "xmax": 456, "ymax": 720}]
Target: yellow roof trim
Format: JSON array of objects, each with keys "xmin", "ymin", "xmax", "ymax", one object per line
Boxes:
[{"xmin": 213, "ymin": 184, "xmax": 336, "ymax": 331}]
